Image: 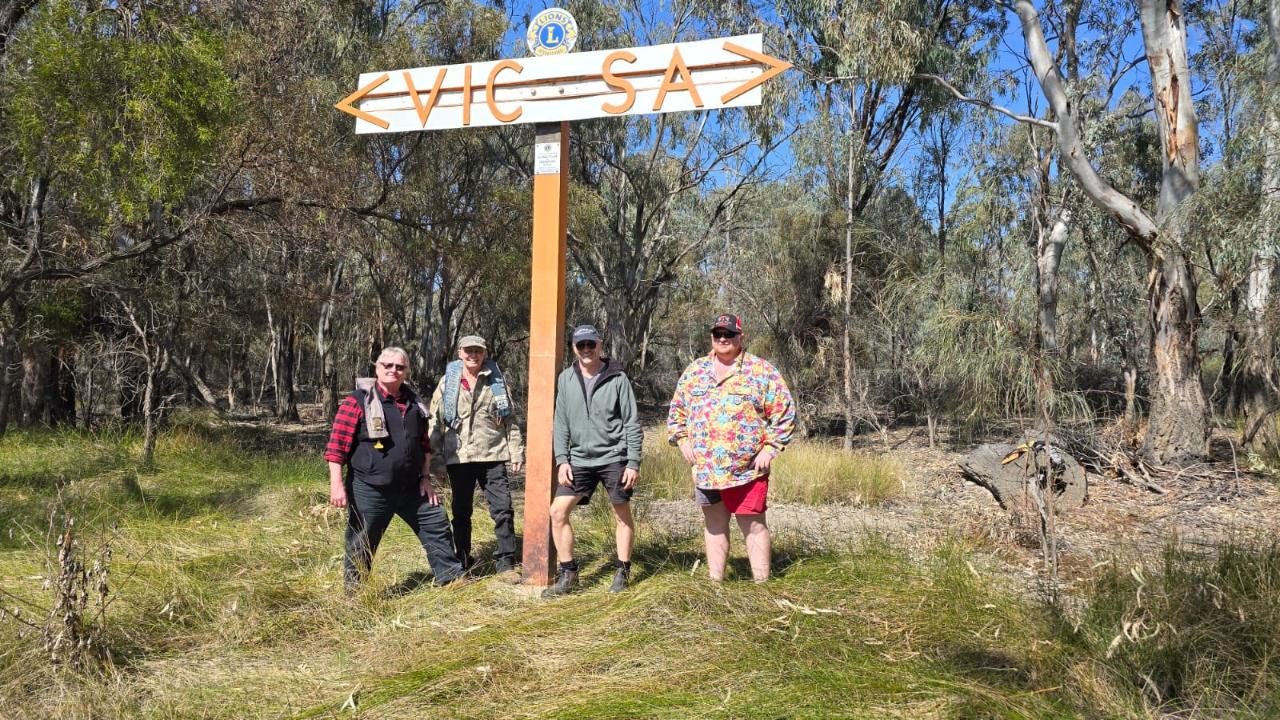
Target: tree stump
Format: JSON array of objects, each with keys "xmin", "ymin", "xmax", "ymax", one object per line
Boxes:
[{"xmin": 959, "ymin": 438, "xmax": 1088, "ymax": 514}]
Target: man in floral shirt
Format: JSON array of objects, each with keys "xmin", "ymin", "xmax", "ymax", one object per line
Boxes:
[{"xmin": 667, "ymin": 314, "xmax": 795, "ymax": 582}]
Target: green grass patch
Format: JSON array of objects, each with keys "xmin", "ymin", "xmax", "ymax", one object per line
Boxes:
[
  {"xmin": 642, "ymin": 430, "xmax": 903, "ymax": 505},
  {"xmin": 2, "ymin": 425, "xmax": 1278, "ymax": 718}
]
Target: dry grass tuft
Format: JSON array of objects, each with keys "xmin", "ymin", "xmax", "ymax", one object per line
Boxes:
[{"xmin": 642, "ymin": 430, "xmax": 903, "ymax": 506}]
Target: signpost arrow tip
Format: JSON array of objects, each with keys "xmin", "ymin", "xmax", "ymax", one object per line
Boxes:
[
  {"xmin": 335, "ymin": 73, "xmax": 391, "ymax": 129},
  {"xmin": 720, "ymin": 42, "xmax": 792, "ymax": 104}
]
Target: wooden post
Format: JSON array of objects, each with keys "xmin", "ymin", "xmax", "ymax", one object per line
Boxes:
[{"xmin": 521, "ymin": 121, "xmax": 569, "ymax": 586}]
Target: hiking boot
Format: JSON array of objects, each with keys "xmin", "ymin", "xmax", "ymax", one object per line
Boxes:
[
  {"xmin": 609, "ymin": 566, "xmax": 629, "ymax": 593},
  {"xmin": 494, "ymin": 556, "xmax": 516, "ymax": 574},
  {"xmin": 541, "ymin": 566, "xmax": 579, "ymax": 597}
]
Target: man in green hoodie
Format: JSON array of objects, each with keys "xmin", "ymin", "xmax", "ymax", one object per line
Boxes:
[{"xmin": 544, "ymin": 324, "xmax": 643, "ymax": 596}]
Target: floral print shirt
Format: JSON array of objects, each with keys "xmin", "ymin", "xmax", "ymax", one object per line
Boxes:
[{"xmin": 666, "ymin": 351, "xmax": 796, "ymax": 490}]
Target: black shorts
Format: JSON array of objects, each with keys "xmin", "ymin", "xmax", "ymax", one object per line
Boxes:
[{"xmin": 554, "ymin": 461, "xmax": 633, "ymax": 505}]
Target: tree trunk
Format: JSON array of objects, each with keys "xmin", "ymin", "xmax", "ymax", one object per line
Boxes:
[
  {"xmin": 843, "ymin": 119, "xmax": 857, "ymax": 451},
  {"xmin": 1143, "ymin": 252, "xmax": 1208, "ymax": 463},
  {"xmin": 317, "ymin": 259, "xmax": 345, "ymax": 419},
  {"xmin": 76, "ymin": 348, "xmax": 95, "ymax": 431},
  {"xmin": 1239, "ymin": 258, "xmax": 1278, "ymax": 451},
  {"xmin": 1240, "ymin": 0, "xmax": 1280, "ymax": 453},
  {"xmin": 20, "ymin": 337, "xmax": 47, "ymax": 424},
  {"xmin": 171, "ymin": 352, "xmax": 219, "ymax": 410},
  {"xmin": 274, "ymin": 315, "xmax": 299, "ymax": 422},
  {"xmin": 1035, "ymin": 206, "xmax": 1071, "ymax": 417},
  {"xmin": 1137, "ymin": 0, "xmax": 1208, "ymax": 465},
  {"xmin": 1123, "ymin": 352, "xmax": 1139, "ymax": 430},
  {"xmin": 0, "ymin": 316, "xmax": 15, "ymax": 435},
  {"xmin": 140, "ymin": 347, "xmax": 170, "ymax": 468},
  {"xmin": 52, "ymin": 344, "xmax": 75, "ymax": 425}
]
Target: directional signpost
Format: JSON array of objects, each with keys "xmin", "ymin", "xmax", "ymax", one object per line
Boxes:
[{"xmin": 336, "ymin": 19, "xmax": 790, "ymax": 587}]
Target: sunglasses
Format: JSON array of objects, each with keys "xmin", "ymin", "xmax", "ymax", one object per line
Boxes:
[
  {"xmin": 711, "ymin": 330, "xmax": 739, "ymax": 340},
  {"xmin": 379, "ymin": 361, "xmax": 408, "ymax": 372},
  {"xmin": 575, "ymin": 340, "xmax": 598, "ymax": 350}
]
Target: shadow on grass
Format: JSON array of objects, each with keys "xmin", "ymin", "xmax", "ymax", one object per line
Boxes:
[
  {"xmin": 140, "ymin": 483, "xmax": 264, "ymax": 520},
  {"xmin": 626, "ymin": 544, "xmax": 802, "ymax": 583},
  {"xmin": 0, "ymin": 459, "xmax": 128, "ymax": 489},
  {"xmin": 384, "ymin": 570, "xmax": 436, "ymax": 597},
  {"xmin": 168, "ymin": 421, "xmax": 328, "ymax": 456},
  {"xmin": 940, "ymin": 646, "xmax": 1036, "ymax": 689}
]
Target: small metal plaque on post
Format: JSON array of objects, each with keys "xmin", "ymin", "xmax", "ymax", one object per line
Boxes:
[{"xmin": 535, "ymin": 142, "xmax": 562, "ymax": 175}]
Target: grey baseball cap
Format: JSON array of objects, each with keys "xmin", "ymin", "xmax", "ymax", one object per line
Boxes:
[
  {"xmin": 458, "ymin": 335, "xmax": 487, "ymax": 350},
  {"xmin": 571, "ymin": 325, "xmax": 601, "ymax": 344}
]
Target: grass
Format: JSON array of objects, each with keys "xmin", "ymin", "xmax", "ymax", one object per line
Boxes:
[
  {"xmin": 1066, "ymin": 540, "xmax": 1280, "ymax": 715},
  {"xmin": 1, "ymin": 424, "xmax": 1278, "ymax": 718},
  {"xmin": 642, "ymin": 430, "xmax": 904, "ymax": 506}
]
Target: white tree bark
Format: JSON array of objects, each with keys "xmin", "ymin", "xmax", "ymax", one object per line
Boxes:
[{"xmin": 1240, "ymin": 0, "xmax": 1280, "ymax": 451}]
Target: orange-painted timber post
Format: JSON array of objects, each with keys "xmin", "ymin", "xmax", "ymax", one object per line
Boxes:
[{"xmin": 521, "ymin": 121, "xmax": 569, "ymax": 586}]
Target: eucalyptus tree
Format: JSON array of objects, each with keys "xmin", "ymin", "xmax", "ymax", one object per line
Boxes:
[{"xmin": 1006, "ymin": 0, "xmax": 1212, "ymax": 464}]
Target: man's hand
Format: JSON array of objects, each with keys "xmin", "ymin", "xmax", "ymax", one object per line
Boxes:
[
  {"xmin": 328, "ymin": 461, "xmax": 347, "ymax": 508},
  {"xmin": 420, "ymin": 475, "xmax": 440, "ymax": 505},
  {"xmin": 557, "ymin": 463, "xmax": 574, "ymax": 487},
  {"xmin": 752, "ymin": 446, "xmax": 777, "ymax": 476},
  {"xmin": 330, "ymin": 479, "xmax": 348, "ymax": 508},
  {"xmin": 678, "ymin": 438, "xmax": 695, "ymax": 465},
  {"xmin": 512, "ymin": 460, "xmax": 524, "ymax": 474},
  {"xmin": 621, "ymin": 467, "xmax": 639, "ymax": 490}
]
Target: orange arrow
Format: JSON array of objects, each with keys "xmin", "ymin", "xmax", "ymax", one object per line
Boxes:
[
  {"xmin": 334, "ymin": 73, "xmax": 391, "ymax": 129},
  {"xmin": 720, "ymin": 42, "xmax": 791, "ymax": 104}
]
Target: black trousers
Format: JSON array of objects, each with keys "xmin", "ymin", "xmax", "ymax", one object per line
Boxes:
[
  {"xmin": 447, "ymin": 461, "xmax": 518, "ymax": 563},
  {"xmin": 343, "ymin": 476, "xmax": 463, "ymax": 589}
]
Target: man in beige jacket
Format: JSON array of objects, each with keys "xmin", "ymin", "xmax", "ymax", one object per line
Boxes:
[{"xmin": 428, "ymin": 335, "xmax": 524, "ymax": 573}]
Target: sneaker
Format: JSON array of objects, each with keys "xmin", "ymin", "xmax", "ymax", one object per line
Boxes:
[
  {"xmin": 541, "ymin": 566, "xmax": 579, "ymax": 597},
  {"xmin": 494, "ymin": 556, "xmax": 516, "ymax": 574},
  {"xmin": 609, "ymin": 566, "xmax": 629, "ymax": 593}
]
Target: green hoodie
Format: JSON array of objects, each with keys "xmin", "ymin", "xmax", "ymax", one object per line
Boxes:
[{"xmin": 553, "ymin": 359, "xmax": 642, "ymax": 469}]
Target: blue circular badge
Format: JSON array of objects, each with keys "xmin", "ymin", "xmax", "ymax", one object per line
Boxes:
[{"xmin": 527, "ymin": 8, "xmax": 578, "ymax": 56}]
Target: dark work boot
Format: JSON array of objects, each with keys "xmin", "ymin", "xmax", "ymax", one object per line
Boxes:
[
  {"xmin": 494, "ymin": 556, "xmax": 516, "ymax": 574},
  {"xmin": 542, "ymin": 566, "xmax": 579, "ymax": 597},
  {"xmin": 609, "ymin": 566, "xmax": 629, "ymax": 593}
]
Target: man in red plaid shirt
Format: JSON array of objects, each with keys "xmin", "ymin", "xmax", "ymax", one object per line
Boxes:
[{"xmin": 325, "ymin": 346, "xmax": 464, "ymax": 591}]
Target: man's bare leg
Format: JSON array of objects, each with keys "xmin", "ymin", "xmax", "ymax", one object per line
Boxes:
[
  {"xmin": 701, "ymin": 502, "xmax": 732, "ymax": 580},
  {"xmin": 549, "ymin": 495, "xmax": 580, "ymax": 562},
  {"xmin": 737, "ymin": 513, "xmax": 771, "ymax": 582},
  {"xmin": 612, "ymin": 502, "xmax": 634, "ymax": 563}
]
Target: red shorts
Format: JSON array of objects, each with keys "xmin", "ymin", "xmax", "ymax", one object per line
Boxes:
[{"xmin": 695, "ymin": 478, "xmax": 768, "ymax": 514}]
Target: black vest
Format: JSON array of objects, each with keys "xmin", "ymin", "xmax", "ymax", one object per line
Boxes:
[{"xmin": 348, "ymin": 387, "xmax": 426, "ymax": 487}]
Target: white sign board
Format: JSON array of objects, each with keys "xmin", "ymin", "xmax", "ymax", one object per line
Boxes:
[{"xmin": 336, "ymin": 34, "xmax": 789, "ymax": 135}]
